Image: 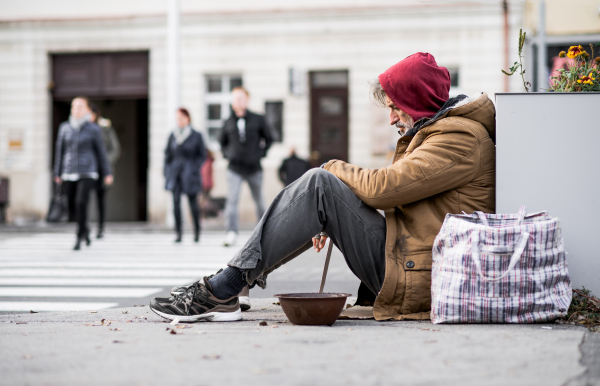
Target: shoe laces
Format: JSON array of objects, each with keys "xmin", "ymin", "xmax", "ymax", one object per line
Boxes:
[{"xmin": 177, "ymin": 281, "xmax": 209, "ymax": 316}]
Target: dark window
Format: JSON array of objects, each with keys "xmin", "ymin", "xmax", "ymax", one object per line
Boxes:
[
  {"xmin": 230, "ymin": 76, "xmax": 243, "ymax": 91},
  {"xmin": 208, "ymin": 104, "xmax": 221, "ymax": 120},
  {"xmin": 265, "ymin": 101, "xmax": 283, "ymax": 142},
  {"xmin": 448, "ymin": 67, "xmax": 459, "ymax": 88},
  {"xmin": 207, "ymin": 77, "xmax": 222, "ymax": 93}
]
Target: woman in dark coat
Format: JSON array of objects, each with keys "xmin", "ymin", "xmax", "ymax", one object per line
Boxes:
[
  {"xmin": 164, "ymin": 108, "xmax": 207, "ymax": 242},
  {"xmin": 53, "ymin": 96, "xmax": 113, "ymax": 250}
]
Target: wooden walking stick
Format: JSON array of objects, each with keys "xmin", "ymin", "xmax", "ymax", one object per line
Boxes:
[{"xmin": 319, "ymin": 237, "xmax": 334, "ymax": 293}]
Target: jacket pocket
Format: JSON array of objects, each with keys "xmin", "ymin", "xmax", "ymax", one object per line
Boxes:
[{"xmin": 402, "ymin": 251, "xmax": 432, "ymax": 314}]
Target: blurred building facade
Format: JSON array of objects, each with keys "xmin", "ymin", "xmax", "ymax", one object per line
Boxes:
[{"xmin": 0, "ymin": 0, "xmax": 534, "ymax": 224}]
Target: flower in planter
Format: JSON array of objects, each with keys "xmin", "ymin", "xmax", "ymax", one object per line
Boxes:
[
  {"xmin": 549, "ymin": 43, "xmax": 600, "ymax": 92},
  {"xmin": 567, "ymin": 45, "xmax": 585, "ymax": 59},
  {"xmin": 577, "ymin": 75, "xmax": 593, "ymax": 85},
  {"xmin": 503, "ymin": 33, "xmax": 600, "ymax": 92}
]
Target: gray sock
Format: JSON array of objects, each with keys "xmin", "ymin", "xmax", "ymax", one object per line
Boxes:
[{"xmin": 207, "ymin": 266, "xmax": 247, "ymax": 300}]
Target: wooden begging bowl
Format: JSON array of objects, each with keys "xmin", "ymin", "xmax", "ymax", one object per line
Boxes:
[{"xmin": 275, "ymin": 293, "xmax": 351, "ymax": 326}]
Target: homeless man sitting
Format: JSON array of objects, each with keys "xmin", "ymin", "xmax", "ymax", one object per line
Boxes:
[{"xmin": 150, "ymin": 52, "xmax": 496, "ymax": 322}]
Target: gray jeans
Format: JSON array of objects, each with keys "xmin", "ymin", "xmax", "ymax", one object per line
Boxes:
[
  {"xmin": 228, "ymin": 168, "xmax": 386, "ymax": 295},
  {"xmin": 224, "ymin": 169, "xmax": 266, "ymax": 233}
]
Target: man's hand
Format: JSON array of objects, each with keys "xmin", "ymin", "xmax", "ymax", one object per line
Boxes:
[
  {"xmin": 104, "ymin": 175, "xmax": 114, "ymax": 186},
  {"xmin": 312, "ymin": 232, "xmax": 328, "ymax": 252},
  {"xmin": 54, "ymin": 176, "xmax": 62, "ymax": 184}
]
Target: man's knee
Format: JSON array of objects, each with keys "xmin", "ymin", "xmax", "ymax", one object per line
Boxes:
[{"xmin": 303, "ymin": 167, "xmax": 335, "ymax": 183}]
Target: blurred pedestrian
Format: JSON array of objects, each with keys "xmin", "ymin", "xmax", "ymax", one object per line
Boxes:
[
  {"xmin": 278, "ymin": 148, "xmax": 311, "ymax": 187},
  {"xmin": 218, "ymin": 86, "xmax": 273, "ymax": 247},
  {"xmin": 200, "ymin": 149, "xmax": 215, "ymax": 214},
  {"xmin": 90, "ymin": 104, "xmax": 121, "ymax": 239},
  {"xmin": 164, "ymin": 108, "xmax": 207, "ymax": 243},
  {"xmin": 53, "ymin": 97, "xmax": 113, "ymax": 250}
]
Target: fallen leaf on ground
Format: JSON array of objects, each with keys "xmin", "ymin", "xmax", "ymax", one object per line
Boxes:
[
  {"xmin": 122, "ymin": 311, "xmax": 128, "ymax": 314},
  {"xmin": 100, "ymin": 319, "xmax": 111, "ymax": 326},
  {"xmin": 202, "ymin": 355, "xmax": 220, "ymax": 360},
  {"xmin": 258, "ymin": 321, "xmax": 268, "ymax": 326},
  {"xmin": 175, "ymin": 325, "xmax": 192, "ymax": 329},
  {"xmin": 16, "ymin": 322, "xmax": 27, "ymax": 325},
  {"xmin": 30, "ymin": 310, "xmax": 38, "ymax": 314},
  {"xmin": 272, "ymin": 302, "xmax": 280, "ymax": 306},
  {"xmin": 261, "ymin": 308, "xmax": 267, "ymax": 310},
  {"xmin": 112, "ymin": 340, "xmax": 124, "ymax": 344},
  {"xmin": 109, "ymin": 328, "xmax": 122, "ymax": 331},
  {"xmin": 90, "ymin": 311, "xmax": 97, "ymax": 313},
  {"xmin": 133, "ymin": 305, "xmax": 145, "ymax": 307},
  {"xmin": 346, "ymin": 304, "xmax": 352, "ymax": 309}
]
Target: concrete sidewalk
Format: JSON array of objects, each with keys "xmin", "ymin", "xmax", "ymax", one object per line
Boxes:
[{"xmin": 1, "ymin": 299, "xmax": 597, "ymax": 386}]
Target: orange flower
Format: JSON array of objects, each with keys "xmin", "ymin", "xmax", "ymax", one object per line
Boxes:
[
  {"xmin": 567, "ymin": 45, "xmax": 585, "ymax": 59},
  {"xmin": 559, "ymin": 51, "xmax": 566, "ymax": 58},
  {"xmin": 578, "ymin": 75, "xmax": 594, "ymax": 85},
  {"xmin": 595, "ymin": 57, "xmax": 600, "ymax": 65}
]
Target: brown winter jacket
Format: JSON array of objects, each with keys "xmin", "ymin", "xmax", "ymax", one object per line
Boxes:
[{"xmin": 323, "ymin": 93, "xmax": 496, "ymax": 320}]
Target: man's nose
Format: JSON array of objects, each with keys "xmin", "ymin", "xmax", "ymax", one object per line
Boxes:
[{"xmin": 389, "ymin": 112, "xmax": 399, "ymax": 126}]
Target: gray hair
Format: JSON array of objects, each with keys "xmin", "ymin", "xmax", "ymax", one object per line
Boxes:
[{"xmin": 369, "ymin": 78, "xmax": 387, "ymax": 107}]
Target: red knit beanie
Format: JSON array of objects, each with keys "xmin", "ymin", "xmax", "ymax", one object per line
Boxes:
[{"xmin": 378, "ymin": 53, "xmax": 450, "ymax": 122}]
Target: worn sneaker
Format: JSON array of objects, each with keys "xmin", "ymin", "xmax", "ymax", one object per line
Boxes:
[
  {"xmin": 223, "ymin": 231, "xmax": 237, "ymax": 247},
  {"xmin": 150, "ymin": 277, "xmax": 241, "ymax": 322},
  {"xmin": 239, "ymin": 285, "xmax": 251, "ymax": 311},
  {"xmin": 170, "ymin": 269, "xmax": 223, "ymax": 296}
]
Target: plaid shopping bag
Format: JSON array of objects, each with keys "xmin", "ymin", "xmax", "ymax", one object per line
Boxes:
[{"xmin": 431, "ymin": 206, "xmax": 572, "ymax": 324}]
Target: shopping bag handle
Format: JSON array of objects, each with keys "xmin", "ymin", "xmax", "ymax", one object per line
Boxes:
[
  {"xmin": 517, "ymin": 205, "xmax": 527, "ymax": 225},
  {"xmin": 472, "ymin": 206, "xmax": 527, "ymax": 228},
  {"xmin": 471, "ymin": 231, "xmax": 530, "ymax": 282}
]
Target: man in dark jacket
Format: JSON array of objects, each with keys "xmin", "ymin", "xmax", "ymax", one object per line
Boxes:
[
  {"xmin": 218, "ymin": 86, "xmax": 273, "ymax": 247},
  {"xmin": 278, "ymin": 148, "xmax": 311, "ymax": 187}
]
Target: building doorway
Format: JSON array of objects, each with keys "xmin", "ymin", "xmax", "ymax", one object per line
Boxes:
[
  {"xmin": 51, "ymin": 52, "xmax": 149, "ymax": 221},
  {"xmin": 309, "ymin": 70, "xmax": 349, "ymax": 167}
]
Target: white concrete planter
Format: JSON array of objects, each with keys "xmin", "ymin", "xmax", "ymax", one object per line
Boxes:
[{"xmin": 495, "ymin": 92, "xmax": 600, "ymax": 296}]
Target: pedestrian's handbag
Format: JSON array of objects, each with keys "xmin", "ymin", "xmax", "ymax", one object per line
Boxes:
[
  {"xmin": 431, "ymin": 206, "xmax": 572, "ymax": 324},
  {"xmin": 46, "ymin": 184, "xmax": 68, "ymax": 223}
]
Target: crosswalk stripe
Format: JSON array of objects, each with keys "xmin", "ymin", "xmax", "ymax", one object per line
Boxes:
[
  {"xmin": 0, "ymin": 278, "xmax": 196, "ymax": 286},
  {"xmin": 0, "ymin": 269, "xmax": 218, "ymax": 278},
  {"xmin": 0, "ymin": 301, "xmax": 119, "ymax": 312},
  {"xmin": 0, "ymin": 262, "xmax": 228, "ymax": 269},
  {"xmin": 0, "ymin": 287, "xmax": 163, "ymax": 298},
  {"xmin": 0, "ymin": 232, "xmax": 256, "ymax": 313}
]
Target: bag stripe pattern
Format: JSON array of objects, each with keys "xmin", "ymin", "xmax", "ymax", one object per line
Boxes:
[{"xmin": 431, "ymin": 206, "xmax": 572, "ymax": 324}]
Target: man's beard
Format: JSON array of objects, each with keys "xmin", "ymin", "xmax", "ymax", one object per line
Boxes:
[{"xmin": 395, "ymin": 120, "xmax": 413, "ymax": 135}]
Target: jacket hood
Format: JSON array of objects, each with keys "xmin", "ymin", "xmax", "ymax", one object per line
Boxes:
[
  {"xmin": 378, "ymin": 53, "xmax": 450, "ymax": 122},
  {"xmin": 406, "ymin": 92, "xmax": 496, "ymax": 143}
]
